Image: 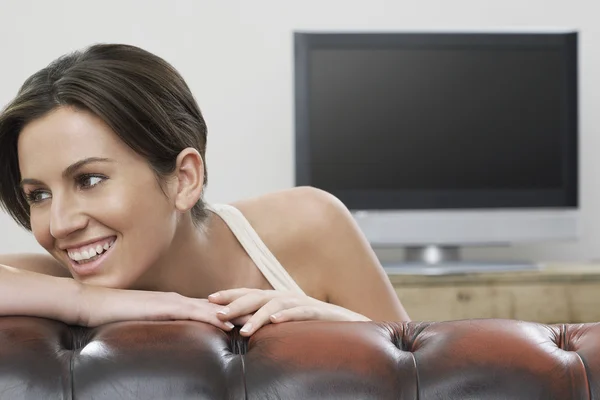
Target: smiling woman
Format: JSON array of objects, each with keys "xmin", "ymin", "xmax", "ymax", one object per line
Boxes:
[
  {"xmin": 16, "ymin": 106, "xmax": 194, "ymax": 290},
  {"xmin": 0, "ymin": 43, "xmax": 409, "ymax": 335}
]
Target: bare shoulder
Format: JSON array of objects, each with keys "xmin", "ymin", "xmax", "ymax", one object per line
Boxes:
[
  {"xmin": 0, "ymin": 253, "xmax": 72, "ymax": 278},
  {"xmin": 232, "ymin": 186, "xmax": 410, "ymax": 321},
  {"xmin": 231, "ymin": 187, "xmax": 363, "ymax": 297},
  {"xmin": 232, "ymin": 186, "xmax": 346, "ymax": 241}
]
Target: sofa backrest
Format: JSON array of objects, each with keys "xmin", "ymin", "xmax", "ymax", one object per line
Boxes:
[{"xmin": 0, "ymin": 317, "xmax": 597, "ymax": 399}]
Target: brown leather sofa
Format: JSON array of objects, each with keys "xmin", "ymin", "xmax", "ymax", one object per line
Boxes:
[{"xmin": 0, "ymin": 316, "xmax": 597, "ymax": 399}]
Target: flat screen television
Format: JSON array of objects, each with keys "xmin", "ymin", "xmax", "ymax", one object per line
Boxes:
[{"xmin": 294, "ymin": 30, "xmax": 578, "ymax": 270}]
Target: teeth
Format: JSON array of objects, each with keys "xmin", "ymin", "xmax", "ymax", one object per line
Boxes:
[{"xmin": 68, "ymin": 239, "xmax": 114, "ymax": 262}]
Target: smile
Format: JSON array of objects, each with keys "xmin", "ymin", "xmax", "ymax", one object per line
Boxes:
[
  {"xmin": 67, "ymin": 237, "xmax": 115, "ymax": 264},
  {"xmin": 65, "ymin": 236, "xmax": 117, "ymax": 277}
]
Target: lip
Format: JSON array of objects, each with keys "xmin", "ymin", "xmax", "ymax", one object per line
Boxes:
[
  {"xmin": 67, "ymin": 238, "xmax": 116, "ymax": 277},
  {"xmin": 60, "ymin": 235, "xmax": 117, "ymax": 252}
]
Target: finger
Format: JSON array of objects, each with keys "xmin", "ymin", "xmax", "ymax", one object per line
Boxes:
[
  {"xmin": 216, "ymin": 291, "xmax": 277, "ymax": 321},
  {"xmin": 207, "ymin": 288, "xmax": 260, "ymax": 304},
  {"xmin": 180, "ymin": 299, "xmax": 235, "ymax": 331},
  {"xmin": 239, "ymin": 298, "xmax": 299, "ymax": 336},
  {"xmin": 191, "ymin": 311, "xmax": 236, "ymax": 331},
  {"xmin": 270, "ymin": 306, "xmax": 324, "ymax": 324},
  {"xmin": 230, "ymin": 314, "xmax": 252, "ymax": 327}
]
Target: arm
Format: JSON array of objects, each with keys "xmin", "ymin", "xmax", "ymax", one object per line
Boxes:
[
  {"xmin": 248, "ymin": 187, "xmax": 409, "ymax": 322},
  {"xmin": 310, "ymin": 189, "xmax": 411, "ymax": 322},
  {"xmin": 0, "ymin": 256, "xmax": 234, "ymax": 329},
  {"xmin": 0, "ymin": 263, "xmax": 83, "ymax": 325},
  {"xmin": 210, "ymin": 187, "xmax": 410, "ymax": 335}
]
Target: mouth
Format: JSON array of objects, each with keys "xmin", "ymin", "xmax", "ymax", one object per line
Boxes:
[{"xmin": 65, "ymin": 236, "xmax": 117, "ymax": 277}]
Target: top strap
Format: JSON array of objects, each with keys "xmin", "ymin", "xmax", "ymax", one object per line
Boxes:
[{"xmin": 206, "ymin": 203, "xmax": 306, "ymax": 295}]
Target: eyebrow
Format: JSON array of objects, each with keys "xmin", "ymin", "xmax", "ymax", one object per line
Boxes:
[{"xmin": 19, "ymin": 157, "xmax": 114, "ymax": 188}]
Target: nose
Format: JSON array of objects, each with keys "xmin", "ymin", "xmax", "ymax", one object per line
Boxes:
[{"xmin": 49, "ymin": 192, "xmax": 88, "ymax": 239}]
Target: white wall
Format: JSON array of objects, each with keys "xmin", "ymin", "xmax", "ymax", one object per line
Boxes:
[{"xmin": 0, "ymin": 0, "xmax": 598, "ymax": 263}]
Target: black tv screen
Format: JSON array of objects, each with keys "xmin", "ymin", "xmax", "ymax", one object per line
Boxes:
[{"xmin": 294, "ymin": 32, "xmax": 578, "ymax": 210}]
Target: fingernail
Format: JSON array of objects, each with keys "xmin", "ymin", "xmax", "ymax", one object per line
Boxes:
[
  {"xmin": 271, "ymin": 313, "xmax": 281, "ymax": 320},
  {"xmin": 209, "ymin": 292, "xmax": 220, "ymax": 299},
  {"xmin": 218, "ymin": 307, "xmax": 229, "ymax": 315},
  {"xmin": 240, "ymin": 323, "xmax": 252, "ymax": 333},
  {"xmin": 224, "ymin": 321, "xmax": 234, "ymax": 329}
]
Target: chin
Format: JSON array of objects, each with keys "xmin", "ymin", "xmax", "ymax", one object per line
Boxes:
[{"xmin": 75, "ymin": 273, "xmax": 130, "ymax": 290}]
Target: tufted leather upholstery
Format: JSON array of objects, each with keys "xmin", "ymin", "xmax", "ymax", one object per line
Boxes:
[{"xmin": 0, "ymin": 316, "xmax": 598, "ymax": 399}]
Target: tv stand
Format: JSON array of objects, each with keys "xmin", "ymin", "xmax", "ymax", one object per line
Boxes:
[
  {"xmin": 385, "ymin": 262, "xmax": 600, "ymax": 323},
  {"xmin": 383, "ymin": 245, "xmax": 540, "ymax": 275},
  {"xmin": 405, "ymin": 245, "xmax": 461, "ymax": 264}
]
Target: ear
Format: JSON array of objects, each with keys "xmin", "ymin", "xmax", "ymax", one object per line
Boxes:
[{"xmin": 172, "ymin": 148, "xmax": 205, "ymax": 212}]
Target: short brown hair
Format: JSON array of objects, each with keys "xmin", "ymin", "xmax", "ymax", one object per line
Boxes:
[{"xmin": 0, "ymin": 43, "xmax": 209, "ymax": 231}]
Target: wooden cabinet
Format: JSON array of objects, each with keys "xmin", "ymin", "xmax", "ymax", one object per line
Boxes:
[{"xmin": 389, "ymin": 263, "xmax": 600, "ymax": 324}]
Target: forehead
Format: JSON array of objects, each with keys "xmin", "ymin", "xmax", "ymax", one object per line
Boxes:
[{"xmin": 18, "ymin": 107, "xmax": 132, "ymax": 178}]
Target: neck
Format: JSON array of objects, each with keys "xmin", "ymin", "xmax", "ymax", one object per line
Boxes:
[{"xmin": 132, "ymin": 211, "xmax": 231, "ymax": 298}]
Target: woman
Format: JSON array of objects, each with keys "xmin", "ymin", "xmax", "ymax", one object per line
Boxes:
[{"xmin": 0, "ymin": 43, "xmax": 410, "ymax": 336}]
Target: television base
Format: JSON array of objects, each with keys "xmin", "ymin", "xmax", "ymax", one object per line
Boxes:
[
  {"xmin": 404, "ymin": 245, "xmax": 462, "ymax": 264},
  {"xmin": 382, "ymin": 245, "xmax": 539, "ymax": 275},
  {"xmin": 383, "ymin": 261, "xmax": 540, "ymax": 276}
]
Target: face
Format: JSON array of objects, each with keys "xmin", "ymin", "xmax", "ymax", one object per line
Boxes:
[{"xmin": 18, "ymin": 106, "xmax": 179, "ymax": 288}]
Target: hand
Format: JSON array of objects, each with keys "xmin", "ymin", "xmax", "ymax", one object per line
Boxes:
[
  {"xmin": 78, "ymin": 284, "xmax": 237, "ymax": 331},
  {"xmin": 208, "ymin": 288, "xmax": 370, "ymax": 336}
]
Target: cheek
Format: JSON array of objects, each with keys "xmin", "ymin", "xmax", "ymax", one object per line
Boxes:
[
  {"xmin": 29, "ymin": 209, "xmax": 53, "ymax": 250},
  {"xmin": 100, "ymin": 179, "xmax": 175, "ymax": 226},
  {"xmin": 100, "ymin": 180, "xmax": 178, "ymax": 260}
]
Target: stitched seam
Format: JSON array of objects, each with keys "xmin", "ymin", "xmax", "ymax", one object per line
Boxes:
[
  {"xmin": 563, "ymin": 324, "xmax": 591, "ymax": 400},
  {"xmin": 408, "ymin": 321, "xmax": 420, "ymax": 400},
  {"xmin": 411, "ymin": 351, "xmax": 420, "ymax": 400},
  {"xmin": 560, "ymin": 324, "xmax": 591, "ymax": 399},
  {"xmin": 69, "ymin": 326, "xmax": 75, "ymax": 400},
  {"xmin": 398, "ymin": 322, "xmax": 419, "ymax": 399},
  {"xmin": 573, "ymin": 350, "xmax": 592, "ymax": 400},
  {"xmin": 241, "ymin": 354, "xmax": 248, "ymax": 400},
  {"xmin": 69, "ymin": 351, "xmax": 74, "ymax": 400}
]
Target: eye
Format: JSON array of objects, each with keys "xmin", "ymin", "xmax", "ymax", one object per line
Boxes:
[
  {"xmin": 77, "ymin": 174, "xmax": 107, "ymax": 189},
  {"xmin": 24, "ymin": 190, "xmax": 51, "ymax": 204}
]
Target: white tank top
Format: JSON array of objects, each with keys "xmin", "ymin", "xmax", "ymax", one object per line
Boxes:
[{"xmin": 206, "ymin": 203, "xmax": 306, "ymax": 295}]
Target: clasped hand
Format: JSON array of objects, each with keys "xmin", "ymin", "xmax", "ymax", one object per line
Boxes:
[{"xmin": 208, "ymin": 288, "xmax": 369, "ymax": 336}]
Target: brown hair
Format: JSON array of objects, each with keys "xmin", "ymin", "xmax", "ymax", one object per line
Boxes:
[{"xmin": 0, "ymin": 43, "xmax": 209, "ymax": 231}]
